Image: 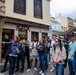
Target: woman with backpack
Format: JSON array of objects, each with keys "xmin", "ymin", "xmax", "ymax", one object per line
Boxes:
[
  {"xmin": 52, "ymin": 39, "xmax": 66, "ymax": 75},
  {"xmin": 3, "ymin": 36, "xmax": 19, "ymax": 75}
]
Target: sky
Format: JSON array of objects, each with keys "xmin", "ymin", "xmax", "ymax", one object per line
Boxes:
[{"xmin": 50, "ymin": 0, "xmax": 76, "ymax": 19}]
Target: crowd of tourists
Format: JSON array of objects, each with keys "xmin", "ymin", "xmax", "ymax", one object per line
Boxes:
[{"xmin": 1, "ymin": 34, "xmax": 76, "ymax": 75}]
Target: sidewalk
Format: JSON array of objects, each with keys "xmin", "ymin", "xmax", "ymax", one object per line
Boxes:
[
  {"xmin": 3, "ymin": 65, "xmax": 69, "ymax": 75},
  {"xmin": 0, "ymin": 61, "xmax": 69, "ymax": 75}
]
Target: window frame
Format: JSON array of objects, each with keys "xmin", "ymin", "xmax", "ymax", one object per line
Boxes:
[
  {"xmin": 34, "ymin": 0, "xmax": 43, "ymax": 19},
  {"xmin": 14, "ymin": 0, "xmax": 26, "ymax": 15}
]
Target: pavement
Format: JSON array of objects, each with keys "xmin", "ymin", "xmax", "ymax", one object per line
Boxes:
[{"xmin": 0, "ymin": 62, "xmax": 69, "ymax": 75}]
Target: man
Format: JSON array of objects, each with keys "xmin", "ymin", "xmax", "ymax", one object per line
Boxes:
[
  {"xmin": 23, "ymin": 37, "xmax": 31, "ymax": 72},
  {"xmin": 50, "ymin": 35, "xmax": 57, "ymax": 72},
  {"xmin": 64, "ymin": 35, "xmax": 69, "ymax": 68},
  {"xmin": 68, "ymin": 34, "xmax": 76, "ymax": 75},
  {"xmin": 28, "ymin": 36, "xmax": 38, "ymax": 72}
]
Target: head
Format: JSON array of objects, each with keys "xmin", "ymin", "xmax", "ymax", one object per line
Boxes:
[
  {"xmin": 13, "ymin": 36, "xmax": 18, "ymax": 42},
  {"xmin": 39, "ymin": 38, "xmax": 45, "ymax": 44},
  {"xmin": 52, "ymin": 35, "xmax": 57, "ymax": 41},
  {"xmin": 56, "ymin": 39, "xmax": 62, "ymax": 51},
  {"xmin": 33, "ymin": 36, "xmax": 37, "ymax": 42},
  {"xmin": 69, "ymin": 34, "xmax": 75, "ymax": 42},
  {"xmin": 19, "ymin": 39, "xmax": 23, "ymax": 44},
  {"xmin": 56, "ymin": 39, "xmax": 62, "ymax": 47}
]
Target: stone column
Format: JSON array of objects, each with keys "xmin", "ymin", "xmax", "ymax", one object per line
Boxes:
[
  {"xmin": 14, "ymin": 29, "xmax": 18, "ymax": 37},
  {"xmin": 0, "ymin": 0, "xmax": 6, "ymax": 62},
  {"xmin": 0, "ymin": 19, "xmax": 5, "ymax": 62}
]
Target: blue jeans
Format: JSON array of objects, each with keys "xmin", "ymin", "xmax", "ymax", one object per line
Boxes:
[
  {"xmin": 16, "ymin": 55, "xmax": 25, "ymax": 71},
  {"xmin": 68, "ymin": 59, "xmax": 75, "ymax": 75},
  {"xmin": 56, "ymin": 64, "xmax": 64, "ymax": 75},
  {"xmin": 73, "ymin": 58, "xmax": 76, "ymax": 74},
  {"xmin": 45, "ymin": 52, "xmax": 48, "ymax": 69},
  {"xmin": 39, "ymin": 53, "xmax": 45, "ymax": 73},
  {"xmin": 9, "ymin": 56, "xmax": 17, "ymax": 75}
]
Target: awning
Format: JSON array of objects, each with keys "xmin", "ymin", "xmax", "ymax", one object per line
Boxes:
[{"xmin": 60, "ymin": 27, "xmax": 76, "ymax": 35}]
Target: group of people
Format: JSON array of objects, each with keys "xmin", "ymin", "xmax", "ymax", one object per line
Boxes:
[{"xmin": 1, "ymin": 33, "xmax": 76, "ymax": 75}]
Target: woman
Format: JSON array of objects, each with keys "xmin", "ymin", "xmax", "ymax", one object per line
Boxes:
[
  {"xmin": 3, "ymin": 36, "xmax": 19, "ymax": 75},
  {"xmin": 52, "ymin": 39, "xmax": 66, "ymax": 75},
  {"xmin": 15, "ymin": 39, "xmax": 25, "ymax": 73},
  {"xmin": 37, "ymin": 38, "xmax": 46, "ymax": 75}
]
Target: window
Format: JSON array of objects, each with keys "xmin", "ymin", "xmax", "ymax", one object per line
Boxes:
[
  {"xmin": 14, "ymin": 0, "xmax": 26, "ymax": 15},
  {"xmin": 34, "ymin": 0, "xmax": 43, "ymax": 19}
]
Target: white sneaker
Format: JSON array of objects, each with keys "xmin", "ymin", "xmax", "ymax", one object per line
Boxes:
[
  {"xmin": 12, "ymin": 74, "xmax": 16, "ymax": 75},
  {"xmin": 48, "ymin": 62, "xmax": 50, "ymax": 65},
  {"xmin": 39, "ymin": 70, "xmax": 42, "ymax": 74},
  {"xmin": 41, "ymin": 73, "xmax": 44, "ymax": 75},
  {"xmin": 50, "ymin": 68, "xmax": 54, "ymax": 72},
  {"xmin": 34, "ymin": 67, "xmax": 37, "ymax": 71},
  {"xmin": 27, "ymin": 69, "xmax": 31, "ymax": 72}
]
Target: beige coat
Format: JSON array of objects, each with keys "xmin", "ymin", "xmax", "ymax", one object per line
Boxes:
[{"xmin": 52, "ymin": 46, "xmax": 66, "ymax": 64}]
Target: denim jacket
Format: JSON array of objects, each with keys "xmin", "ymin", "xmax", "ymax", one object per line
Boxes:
[{"xmin": 5, "ymin": 40, "xmax": 19, "ymax": 57}]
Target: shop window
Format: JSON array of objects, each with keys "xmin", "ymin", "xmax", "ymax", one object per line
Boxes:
[
  {"xmin": 34, "ymin": 0, "xmax": 43, "ymax": 19},
  {"xmin": 14, "ymin": 0, "xmax": 26, "ymax": 15}
]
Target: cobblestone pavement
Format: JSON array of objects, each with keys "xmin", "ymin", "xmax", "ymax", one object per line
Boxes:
[{"xmin": 0, "ymin": 64, "xmax": 69, "ymax": 75}]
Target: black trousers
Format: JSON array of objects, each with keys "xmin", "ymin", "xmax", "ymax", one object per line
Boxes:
[
  {"xmin": 64, "ymin": 50, "xmax": 68, "ymax": 68},
  {"xmin": 16, "ymin": 55, "xmax": 25, "ymax": 71},
  {"xmin": 25, "ymin": 51, "xmax": 31, "ymax": 69},
  {"xmin": 3, "ymin": 56, "xmax": 9, "ymax": 70}
]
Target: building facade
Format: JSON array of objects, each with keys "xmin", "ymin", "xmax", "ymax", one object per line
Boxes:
[
  {"xmin": 0, "ymin": 0, "xmax": 51, "ymax": 61},
  {"xmin": 50, "ymin": 17, "xmax": 63, "ymax": 36},
  {"xmin": 3, "ymin": 0, "xmax": 50, "ymax": 42},
  {"xmin": 56, "ymin": 15, "xmax": 69, "ymax": 32}
]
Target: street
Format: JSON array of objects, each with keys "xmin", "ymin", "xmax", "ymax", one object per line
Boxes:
[{"xmin": 0, "ymin": 63, "xmax": 69, "ymax": 75}]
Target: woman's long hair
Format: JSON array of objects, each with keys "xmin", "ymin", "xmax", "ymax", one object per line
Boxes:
[{"xmin": 58, "ymin": 39, "xmax": 62, "ymax": 51}]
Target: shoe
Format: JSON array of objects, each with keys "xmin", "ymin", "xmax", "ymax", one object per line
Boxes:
[
  {"xmin": 21, "ymin": 70, "xmax": 24, "ymax": 73},
  {"xmin": 12, "ymin": 74, "xmax": 16, "ymax": 75},
  {"xmin": 41, "ymin": 73, "xmax": 44, "ymax": 75},
  {"xmin": 39, "ymin": 70, "xmax": 42, "ymax": 74},
  {"xmin": 27, "ymin": 69, "xmax": 31, "ymax": 72},
  {"xmin": 1, "ymin": 69, "xmax": 6, "ymax": 73},
  {"xmin": 50, "ymin": 68, "xmax": 54, "ymax": 72},
  {"xmin": 48, "ymin": 62, "xmax": 50, "ymax": 65},
  {"xmin": 34, "ymin": 67, "xmax": 37, "ymax": 71},
  {"xmin": 15, "ymin": 69, "xmax": 19, "ymax": 72}
]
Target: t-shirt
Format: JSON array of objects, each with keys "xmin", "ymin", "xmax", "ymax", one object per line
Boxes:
[{"xmin": 68, "ymin": 41, "xmax": 76, "ymax": 60}]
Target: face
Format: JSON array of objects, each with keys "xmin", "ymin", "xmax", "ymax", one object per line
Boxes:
[
  {"xmin": 14, "ymin": 36, "xmax": 18, "ymax": 42},
  {"xmin": 39, "ymin": 39, "xmax": 43, "ymax": 44},
  {"xmin": 53, "ymin": 36, "xmax": 56, "ymax": 41},
  {"xmin": 19, "ymin": 40, "xmax": 23, "ymax": 44},
  {"xmin": 34, "ymin": 37, "xmax": 37, "ymax": 41},
  {"xmin": 56, "ymin": 40, "xmax": 60, "ymax": 46},
  {"xmin": 70, "ymin": 37, "xmax": 75, "ymax": 41}
]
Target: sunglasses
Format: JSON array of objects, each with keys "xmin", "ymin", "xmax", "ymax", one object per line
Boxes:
[{"xmin": 56, "ymin": 41, "xmax": 58, "ymax": 42}]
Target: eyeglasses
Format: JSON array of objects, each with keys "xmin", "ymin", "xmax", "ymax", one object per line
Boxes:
[{"xmin": 56, "ymin": 41, "xmax": 58, "ymax": 42}]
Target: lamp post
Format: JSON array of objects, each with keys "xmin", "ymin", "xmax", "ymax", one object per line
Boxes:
[{"xmin": 0, "ymin": 0, "xmax": 6, "ymax": 62}]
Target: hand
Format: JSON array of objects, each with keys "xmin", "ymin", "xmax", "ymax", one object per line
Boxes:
[
  {"xmin": 50, "ymin": 54, "xmax": 52, "ymax": 56},
  {"xmin": 2, "ymin": 42, "xmax": 5, "ymax": 44},
  {"xmin": 53, "ymin": 60, "xmax": 60, "ymax": 64},
  {"xmin": 32, "ymin": 46, "xmax": 34, "ymax": 49}
]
